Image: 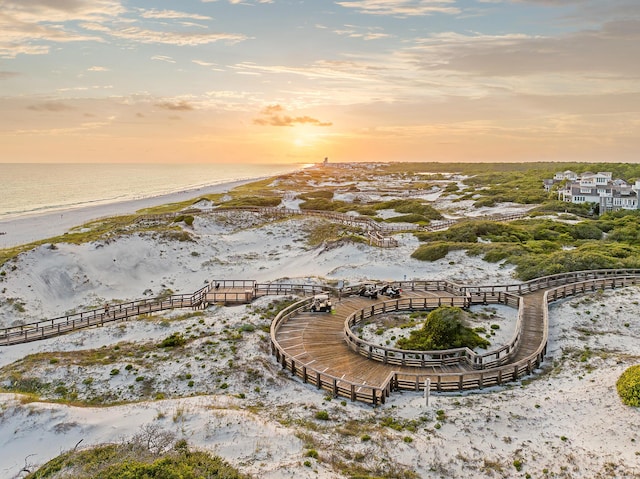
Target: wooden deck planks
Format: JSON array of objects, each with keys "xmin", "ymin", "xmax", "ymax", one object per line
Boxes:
[
  {"xmin": 273, "ymin": 289, "xmax": 552, "ymax": 391},
  {"xmin": 274, "ymin": 292, "xmax": 473, "ymax": 388}
]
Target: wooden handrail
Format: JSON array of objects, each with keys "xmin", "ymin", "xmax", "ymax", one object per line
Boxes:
[
  {"xmin": 271, "ymin": 272, "xmax": 640, "ymax": 405},
  {"xmin": 135, "ymin": 206, "xmax": 531, "ymax": 239},
  {"xmin": 3, "ymin": 270, "xmax": 640, "ymax": 404},
  {"xmin": 343, "ymin": 292, "xmax": 522, "ymax": 369}
]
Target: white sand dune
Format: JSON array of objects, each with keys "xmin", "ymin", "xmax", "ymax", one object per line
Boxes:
[{"xmin": 0, "ymin": 182, "xmax": 638, "ymax": 478}]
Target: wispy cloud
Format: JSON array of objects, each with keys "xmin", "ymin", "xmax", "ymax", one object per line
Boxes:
[
  {"xmin": 334, "ymin": 25, "xmax": 391, "ymax": 40},
  {"xmin": 151, "ymin": 55, "xmax": 176, "ymax": 63},
  {"xmin": 226, "ymin": 0, "xmax": 274, "ymax": 4},
  {"xmin": 111, "ymin": 27, "xmax": 247, "ymax": 46},
  {"xmin": 0, "ymin": 71, "xmax": 19, "ymax": 79},
  {"xmin": 254, "ymin": 105, "xmax": 332, "ymax": 127},
  {"xmin": 0, "ymin": 1, "xmax": 121, "ymax": 57},
  {"xmin": 407, "ymin": 21, "xmax": 640, "ymax": 78},
  {"xmin": 155, "ymin": 100, "xmax": 195, "ymax": 111},
  {"xmin": 27, "ymin": 101, "xmax": 75, "ymax": 112},
  {"xmin": 336, "ymin": 0, "xmax": 460, "ymax": 17},
  {"xmin": 88, "ymin": 66, "xmax": 109, "ymax": 72},
  {"xmin": 140, "ymin": 9, "xmax": 212, "ymax": 21},
  {"xmin": 0, "ymin": 0, "xmax": 247, "ymax": 58}
]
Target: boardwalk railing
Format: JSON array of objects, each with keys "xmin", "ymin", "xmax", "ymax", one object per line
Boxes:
[
  {"xmin": 136, "ymin": 206, "xmax": 530, "ymax": 242},
  {"xmin": 379, "ymin": 275, "xmax": 640, "ymax": 396},
  {"xmin": 0, "ymin": 293, "xmax": 198, "ymax": 346},
  {"xmin": 344, "ymin": 292, "xmax": 522, "ymax": 369},
  {"xmin": 4, "ymin": 269, "xmax": 640, "ymax": 404},
  {"xmin": 5, "ymin": 269, "xmax": 639, "ymax": 347},
  {"xmin": 270, "ymin": 298, "xmax": 389, "ymax": 405},
  {"xmin": 270, "ymin": 271, "xmax": 640, "ymax": 404}
]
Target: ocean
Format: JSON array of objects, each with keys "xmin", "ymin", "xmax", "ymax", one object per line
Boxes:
[{"xmin": 0, "ymin": 163, "xmax": 302, "ymax": 220}]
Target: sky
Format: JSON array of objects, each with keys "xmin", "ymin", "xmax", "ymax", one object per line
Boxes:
[{"xmin": 0, "ymin": 0, "xmax": 639, "ymax": 164}]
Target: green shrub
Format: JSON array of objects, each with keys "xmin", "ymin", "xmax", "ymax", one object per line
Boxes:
[
  {"xmin": 570, "ymin": 222, "xmax": 603, "ymax": 240},
  {"xmin": 396, "ymin": 307, "xmax": 490, "ymax": 351},
  {"xmin": 299, "ymin": 198, "xmax": 347, "ymax": 211},
  {"xmin": 411, "ymin": 242, "xmax": 450, "ymax": 261},
  {"xmin": 159, "ymin": 333, "xmax": 187, "ymax": 348},
  {"xmin": 314, "ymin": 410, "xmax": 330, "ymax": 421},
  {"xmin": 222, "ymin": 195, "xmax": 281, "ymax": 207},
  {"xmin": 25, "ymin": 442, "xmax": 248, "ymax": 479},
  {"xmin": 384, "ymin": 213, "xmax": 430, "ymax": 224},
  {"xmin": 617, "ymin": 365, "xmax": 640, "ymax": 407}
]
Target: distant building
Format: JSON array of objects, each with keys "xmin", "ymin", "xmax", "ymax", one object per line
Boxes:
[{"xmin": 544, "ymin": 171, "xmax": 640, "ymax": 213}]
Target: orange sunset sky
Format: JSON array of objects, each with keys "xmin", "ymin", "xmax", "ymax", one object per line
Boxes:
[{"xmin": 1, "ymin": 0, "xmax": 639, "ymax": 164}]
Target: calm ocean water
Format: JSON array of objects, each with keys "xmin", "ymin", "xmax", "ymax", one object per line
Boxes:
[{"xmin": 0, "ymin": 163, "xmax": 301, "ymax": 220}]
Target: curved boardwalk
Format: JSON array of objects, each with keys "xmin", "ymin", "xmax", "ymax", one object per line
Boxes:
[
  {"xmin": 2, "ymin": 269, "xmax": 640, "ymax": 404},
  {"xmin": 276, "ymin": 292, "xmax": 467, "ymax": 388},
  {"xmin": 271, "ymin": 271, "xmax": 640, "ymax": 404}
]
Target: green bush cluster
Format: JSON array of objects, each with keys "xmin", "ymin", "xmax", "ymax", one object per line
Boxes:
[
  {"xmin": 396, "ymin": 307, "xmax": 490, "ymax": 351},
  {"xmin": 413, "ymin": 211, "xmax": 640, "ymax": 280},
  {"xmin": 411, "ymin": 242, "xmax": 450, "ymax": 261},
  {"xmin": 617, "ymin": 365, "xmax": 640, "ymax": 407},
  {"xmin": 158, "ymin": 332, "xmax": 187, "ymax": 348},
  {"xmin": 377, "ymin": 199, "xmax": 442, "ymax": 221},
  {"xmin": 299, "ymin": 197, "xmax": 349, "ymax": 211},
  {"xmin": 222, "ymin": 195, "xmax": 281, "ymax": 208},
  {"xmin": 26, "ymin": 442, "xmax": 248, "ymax": 479},
  {"xmin": 172, "ymin": 215, "xmax": 194, "ymax": 226}
]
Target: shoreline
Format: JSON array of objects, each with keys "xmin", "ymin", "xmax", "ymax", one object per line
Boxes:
[{"xmin": 0, "ymin": 178, "xmax": 255, "ymax": 248}]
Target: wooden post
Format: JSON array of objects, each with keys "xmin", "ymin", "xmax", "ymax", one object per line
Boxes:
[{"xmin": 424, "ymin": 378, "xmax": 431, "ymax": 406}]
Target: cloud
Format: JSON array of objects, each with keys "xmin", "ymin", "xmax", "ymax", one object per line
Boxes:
[
  {"xmin": 192, "ymin": 59, "xmax": 217, "ymax": 66},
  {"xmin": 0, "ymin": 71, "xmax": 20, "ymax": 79},
  {"xmin": 151, "ymin": 55, "xmax": 176, "ymax": 63},
  {"xmin": 408, "ymin": 20, "xmax": 640, "ymax": 77},
  {"xmin": 2, "ymin": 0, "xmax": 126, "ymax": 22},
  {"xmin": 88, "ymin": 66, "xmax": 109, "ymax": 71},
  {"xmin": 0, "ymin": 1, "xmax": 120, "ymax": 58},
  {"xmin": 226, "ymin": 0, "xmax": 274, "ymax": 4},
  {"xmin": 0, "ymin": 1, "xmax": 247, "ymax": 58},
  {"xmin": 334, "ymin": 25, "xmax": 392, "ymax": 41},
  {"xmin": 254, "ymin": 105, "xmax": 332, "ymax": 127},
  {"xmin": 336, "ymin": 0, "xmax": 460, "ymax": 17},
  {"xmin": 110, "ymin": 27, "xmax": 247, "ymax": 46},
  {"xmin": 155, "ymin": 100, "xmax": 195, "ymax": 111},
  {"xmin": 140, "ymin": 9, "xmax": 212, "ymax": 21},
  {"xmin": 27, "ymin": 101, "xmax": 75, "ymax": 112}
]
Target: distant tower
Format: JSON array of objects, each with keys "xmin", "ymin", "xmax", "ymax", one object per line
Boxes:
[{"xmin": 323, "ymin": 157, "xmax": 328, "ymax": 166}]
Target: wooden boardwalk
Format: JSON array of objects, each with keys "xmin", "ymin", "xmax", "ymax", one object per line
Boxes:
[
  {"xmin": 271, "ymin": 273, "xmax": 640, "ymax": 404},
  {"xmin": 2, "ymin": 269, "xmax": 640, "ymax": 403},
  {"xmin": 275, "ymin": 293, "xmax": 465, "ymax": 388}
]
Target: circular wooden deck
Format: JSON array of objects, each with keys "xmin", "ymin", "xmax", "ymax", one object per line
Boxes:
[{"xmin": 270, "ymin": 274, "xmax": 640, "ymax": 404}]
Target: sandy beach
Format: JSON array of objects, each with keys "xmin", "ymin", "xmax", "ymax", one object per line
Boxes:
[
  {"xmin": 0, "ymin": 169, "xmax": 638, "ymax": 478},
  {"xmin": 0, "ymin": 178, "xmax": 254, "ymax": 248}
]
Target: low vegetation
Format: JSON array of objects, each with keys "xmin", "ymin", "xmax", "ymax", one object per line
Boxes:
[
  {"xmin": 25, "ymin": 434, "xmax": 247, "ymax": 479},
  {"xmin": 413, "ymin": 211, "xmax": 640, "ymax": 280},
  {"xmin": 396, "ymin": 307, "xmax": 490, "ymax": 351},
  {"xmin": 617, "ymin": 365, "xmax": 640, "ymax": 407}
]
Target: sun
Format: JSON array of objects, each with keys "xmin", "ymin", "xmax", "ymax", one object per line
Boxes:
[{"xmin": 292, "ymin": 127, "xmax": 321, "ymax": 148}]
